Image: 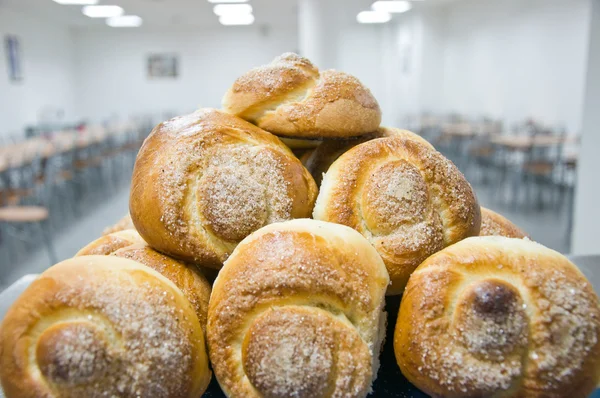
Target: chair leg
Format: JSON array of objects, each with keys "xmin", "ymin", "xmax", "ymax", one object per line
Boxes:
[
  {"xmin": 36, "ymin": 221, "xmax": 57, "ymax": 266},
  {"xmin": 0, "ymin": 223, "xmax": 17, "ymax": 266}
]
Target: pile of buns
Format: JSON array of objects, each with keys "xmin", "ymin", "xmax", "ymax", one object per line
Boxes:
[{"xmin": 1, "ymin": 53, "xmax": 598, "ymax": 398}]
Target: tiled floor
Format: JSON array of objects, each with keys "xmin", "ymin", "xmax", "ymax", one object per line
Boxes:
[{"xmin": 0, "ymin": 178, "xmax": 572, "ymax": 288}]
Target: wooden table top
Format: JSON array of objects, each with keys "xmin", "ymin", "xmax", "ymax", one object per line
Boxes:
[
  {"xmin": 489, "ymin": 134, "xmax": 578, "ymax": 150},
  {"xmin": 0, "ymin": 124, "xmax": 136, "ymax": 173}
]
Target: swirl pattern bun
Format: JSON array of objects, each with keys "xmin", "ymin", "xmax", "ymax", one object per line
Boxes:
[
  {"xmin": 130, "ymin": 108, "xmax": 318, "ymax": 267},
  {"xmin": 102, "ymin": 213, "xmax": 135, "ymax": 235},
  {"xmin": 313, "ymin": 136, "xmax": 480, "ymax": 294},
  {"xmin": 480, "ymin": 207, "xmax": 528, "ymax": 238},
  {"xmin": 207, "ymin": 219, "xmax": 389, "ymax": 398},
  {"xmin": 76, "ymin": 234, "xmax": 212, "ymax": 335},
  {"xmin": 222, "ymin": 53, "xmax": 382, "ymax": 139},
  {"xmin": 304, "ymin": 127, "xmax": 433, "ymax": 186},
  {"xmin": 113, "ymin": 244, "xmax": 211, "ymax": 335},
  {"xmin": 75, "ymin": 229, "xmax": 145, "ymax": 256},
  {"xmin": 394, "ymin": 237, "xmax": 600, "ymax": 398},
  {"xmin": 0, "ymin": 256, "xmax": 211, "ymax": 398}
]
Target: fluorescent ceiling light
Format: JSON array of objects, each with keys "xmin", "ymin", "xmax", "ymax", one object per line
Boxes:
[
  {"xmin": 53, "ymin": 0, "xmax": 98, "ymax": 4},
  {"xmin": 357, "ymin": 10, "xmax": 391, "ymax": 24},
  {"xmin": 82, "ymin": 5, "xmax": 124, "ymax": 18},
  {"xmin": 372, "ymin": 1, "xmax": 413, "ymax": 14},
  {"xmin": 219, "ymin": 13, "xmax": 255, "ymax": 25},
  {"xmin": 213, "ymin": 4, "xmax": 252, "ymax": 16},
  {"xmin": 107, "ymin": 15, "xmax": 143, "ymax": 27},
  {"xmin": 208, "ymin": 0, "xmax": 248, "ymax": 2}
]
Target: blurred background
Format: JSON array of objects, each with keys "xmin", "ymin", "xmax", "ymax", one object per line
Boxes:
[{"xmin": 0, "ymin": 0, "xmax": 599, "ymax": 289}]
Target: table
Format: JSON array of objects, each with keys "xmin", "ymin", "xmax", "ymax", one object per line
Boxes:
[
  {"xmin": 0, "ymin": 125, "xmax": 136, "ymax": 173},
  {"xmin": 1, "ymin": 257, "xmax": 600, "ymax": 398},
  {"xmin": 489, "ymin": 134, "xmax": 577, "ymax": 151}
]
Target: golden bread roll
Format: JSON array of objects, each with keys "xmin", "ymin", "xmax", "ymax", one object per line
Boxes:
[
  {"xmin": 394, "ymin": 237, "xmax": 600, "ymax": 398},
  {"xmin": 480, "ymin": 207, "xmax": 528, "ymax": 238},
  {"xmin": 305, "ymin": 127, "xmax": 433, "ymax": 186},
  {"xmin": 111, "ymin": 244, "xmax": 211, "ymax": 335},
  {"xmin": 207, "ymin": 219, "xmax": 389, "ymax": 398},
  {"xmin": 0, "ymin": 256, "xmax": 211, "ymax": 398},
  {"xmin": 313, "ymin": 136, "xmax": 480, "ymax": 295},
  {"xmin": 222, "ymin": 53, "xmax": 381, "ymax": 139},
  {"xmin": 296, "ymin": 147, "xmax": 316, "ymax": 166},
  {"xmin": 102, "ymin": 213, "xmax": 134, "ymax": 235},
  {"xmin": 280, "ymin": 136, "xmax": 321, "ymax": 150},
  {"xmin": 130, "ymin": 108, "xmax": 318, "ymax": 267},
  {"xmin": 75, "ymin": 229, "xmax": 145, "ymax": 256}
]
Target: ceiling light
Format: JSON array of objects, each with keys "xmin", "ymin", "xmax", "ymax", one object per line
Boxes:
[
  {"xmin": 213, "ymin": 4, "xmax": 252, "ymax": 16},
  {"xmin": 53, "ymin": 0, "xmax": 98, "ymax": 4},
  {"xmin": 371, "ymin": 1, "xmax": 413, "ymax": 14},
  {"xmin": 219, "ymin": 13, "xmax": 255, "ymax": 25},
  {"xmin": 208, "ymin": 0, "xmax": 248, "ymax": 3},
  {"xmin": 357, "ymin": 10, "xmax": 391, "ymax": 24},
  {"xmin": 107, "ymin": 15, "xmax": 143, "ymax": 27},
  {"xmin": 82, "ymin": 5, "xmax": 124, "ymax": 18}
]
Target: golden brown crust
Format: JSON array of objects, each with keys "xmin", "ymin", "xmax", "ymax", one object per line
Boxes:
[
  {"xmin": 101, "ymin": 214, "xmax": 135, "ymax": 235},
  {"xmin": 111, "ymin": 244, "xmax": 212, "ymax": 336},
  {"xmin": 0, "ymin": 256, "xmax": 211, "ymax": 398},
  {"xmin": 305, "ymin": 127, "xmax": 434, "ymax": 186},
  {"xmin": 75, "ymin": 229, "xmax": 145, "ymax": 256},
  {"xmin": 480, "ymin": 207, "xmax": 528, "ymax": 238},
  {"xmin": 207, "ymin": 219, "xmax": 389, "ymax": 398},
  {"xmin": 223, "ymin": 53, "xmax": 382, "ymax": 139},
  {"xmin": 394, "ymin": 237, "xmax": 600, "ymax": 398},
  {"xmin": 313, "ymin": 136, "xmax": 480, "ymax": 295},
  {"xmin": 129, "ymin": 108, "xmax": 318, "ymax": 267},
  {"xmin": 280, "ymin": 137, "xmax": 322, "ymax": 150}
]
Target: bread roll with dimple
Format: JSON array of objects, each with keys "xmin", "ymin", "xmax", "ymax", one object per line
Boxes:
[
  {"xmin": 75, "ymin": 229, "xmax": 145, "ymax": 256},
  {"xmin": 313, "ymin": 136, "xmax": 480, "ymax": 295},
  {"xmin": 0, "ymin": 256, "xmax": 211, "ymax": 398},
  {"xmin": 394, "ymin": 237, "xmax": 600, "ymax": 398},
  {"xmin": 207, "ymin": 219, "xmax": 389, "ymax": 398},
  {"xmin": 480, "ymin": 207, "xmax": 528, "ymax": 238},
  {"xmin": 130, "ymin": 108, "xmax": 318, "ymax": 267},
  {"xmin": 304, "ymin": 127, "xmax": 433, "ymax": 186},
  {"xmin": 223, "ymin": 53, "xmax": 381, "ymax": 139}
]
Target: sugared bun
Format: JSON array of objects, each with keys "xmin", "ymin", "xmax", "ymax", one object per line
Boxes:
[
  {"xmin": 222, "ymin": 53, "xmax": 382, "ymax": 139},
  {"xmin": 130, "ymin": 108, "xmax": 318, "ymax": 267},
  {"xmin": 395, "ymin": 237, "xmax": 600, "ymax": 398},
  {"xmin": 75, "ymin": 229, "xmax": 145, "ymax": 256},
  {"xmin": 0, "ymin": 256, "xmax": 211, "ymax": 398},
  {"xmin": 480, "ymin": 207, "xmax": 528, "ymax": 238},
  {"xmin": 313, "ymin": 136, "xmax": 480, "ymax": 295},
  {"xmin": 102, "ymin": 213, "xmax": 135, "ymax": 235},
  {"xmin": 208, "ymin": 219, "xmax": 389, "ymax": 398},
  {"xmin": 112, "ymin": 244, "xmax": 211, "ymax": 335},
  {"xmin": 304, "ymin": 127, "xmax": 433, "ymax": 186}
]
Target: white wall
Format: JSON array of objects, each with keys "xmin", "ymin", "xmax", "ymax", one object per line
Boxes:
[
  {"xmin": 337, "ymin": 25, "xmax": 388, "ymax": 123},
  {"xmin": 440, "ymin": 0, "xmax": 590, "ymax": 132},
  {"xmin": 72, "ymin": 26, "xmax": 297, "ymax": 123},
  {"xmin": 573, "ymin": 0, "xmax": 600, "ymax": 255},
  {"xmin": 376, "ymin": 9, "xmax": 446, "ymax": 127},
  {"xmin": 0, "ymin": 7, "xmax": 76, "ymax": 136}
]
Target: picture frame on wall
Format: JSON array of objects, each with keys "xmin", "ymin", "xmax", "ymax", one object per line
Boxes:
[
  {"xmin": 147, "ymin": 53, "xmax": 179, "ymax": 79},
  {"xmin": 4, "ymin": 35, "xmax": 23, "ymax": 83}
]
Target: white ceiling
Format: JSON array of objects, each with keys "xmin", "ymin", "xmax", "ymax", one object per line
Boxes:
[{"xmin": 0, "ymin": 0, "xmax": 454, "ymax": 29}]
